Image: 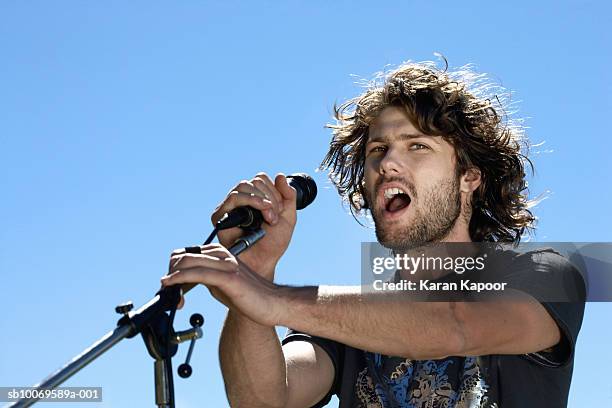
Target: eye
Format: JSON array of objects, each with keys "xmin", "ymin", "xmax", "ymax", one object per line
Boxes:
[
  {"xmin": 409, "ymin": 143, "xmax": 429, "ymax": 151},
  {"xmin": 367, "ymin": 145, "xmax": 387, "ymax": 155}
]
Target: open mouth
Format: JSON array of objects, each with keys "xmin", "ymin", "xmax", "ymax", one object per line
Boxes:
[{"xmin": 383, "ymin": 187, "xmax": 412, "ymax": 214}]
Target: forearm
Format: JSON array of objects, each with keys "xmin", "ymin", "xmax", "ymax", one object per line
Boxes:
[
  {"xmin": 278, "ymin": 285, "xmax": 464, "ymax": 359},
  {"xmin": 219, "ymin": 310, "xmax": 287, "ymax": 408}
]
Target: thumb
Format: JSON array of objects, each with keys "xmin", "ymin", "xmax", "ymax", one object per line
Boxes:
[{"xmin": 275, "ymin": 173, "xmax": 297, "ymax": 207}]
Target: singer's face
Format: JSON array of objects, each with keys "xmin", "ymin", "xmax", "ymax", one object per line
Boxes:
[{"xmin": 363, "ymin": 106, "xmax": 463, "ymax": 250}]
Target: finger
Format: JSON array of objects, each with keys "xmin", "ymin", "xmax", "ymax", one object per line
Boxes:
[
  {"xmin": 171, "ymin": 252, "xmax": 237, "ymax": 271},
  {"xmin": 234, "ymin": 180, "xmax": 267, "ymax": 200},
  {"xmin": 170, "ymin": 243, "xmax": 224, "ymax": 255},
  {"xmin": 169, "ymin": 247, "xmax": 186, "ymax": 272},
  {"xmin": 169, "ymin": 245, "xmax": 214, "ymax": 271},
  {"xmin": 249, "ymin": 177, "xmax": 281, "ymax": 224},
  {"xmin": 168, "ymin": 244, "xmax": 233, "ymax": 274},
  {"xmin": 251, "ymin": 179, "xmax": 280, "ymax": 221},
  {"xmin": 236, "ymin": 175, "xmax": 282, "ymax": 223},
  {"xmin": 199, "ymin": 244, "xmax": 233, "ymax": 257},
  {"xmin": 169, "ymin": 253, "xmax": 239, "ymax": 274},
  {"xmin": 177, "ymin": 295, "xmax": 185, "ymax": 310},
  {"xmin": 171, "ymin": 247, "xmax": 187, "ymax": 256},
  {"xmin": 253, "ymin": 173, "xmax": 284, "ymax": 213},
  {"xmin": 275, "ymin": 173, "xmax": 297, "ymax": 208},
  {"xmin": 211, "ymin": 190, "xmax": 274, "ymax": 225},
  {"xmin": 169, "ymin": 244, "xmax": 230, "ymax": 264},
  {"xmin": 161, "ymin": 266, "xmax": 234, "ymax": 288}
]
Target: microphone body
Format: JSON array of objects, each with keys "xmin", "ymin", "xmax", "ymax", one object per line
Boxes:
[{"xmin": 216, "ymin": 173, "xmax": 317, "ymax": 230}]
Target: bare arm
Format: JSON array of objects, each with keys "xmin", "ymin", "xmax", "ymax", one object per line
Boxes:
[
  {"xmin": 283, "ymin": 341, "xmax": 335, "ymax": 408},
  {"xmin": 166, "ymin": 251, "xmax": 561, "ymax": 407},
  {"xmin": 219, "ymin": 311, "xmax": 287, "ymax": 408},
  {"xmin": 278, "ymin": 285, "xmax": 561, "ymax": 360},
  {"xmin": 219, "ymin": 310, "xmax": 335, "ymax": 408},
  {"xmin": 167, "ymin": 253, "xmax": 561, "ymax": 371}
]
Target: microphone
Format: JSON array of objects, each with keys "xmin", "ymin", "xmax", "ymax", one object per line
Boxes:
[{"xmin": 216, "ymin": 173, "xmax": 317, "ymax": 231}]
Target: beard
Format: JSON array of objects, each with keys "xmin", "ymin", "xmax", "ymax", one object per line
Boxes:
[{"xmin": 369, "ymin": 175, "xmax": 462, "ymax": 251}]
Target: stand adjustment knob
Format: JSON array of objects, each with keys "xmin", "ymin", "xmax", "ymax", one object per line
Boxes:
[
  {"xmin": 176, "ymin": 313, "xmax": 204, "ymax": 379},
  {"xmin": 115, "ymin": 301, "xmax": 134, "ymax": 315},
  {"xmin": 177, "ymin": 363, "xmax": 193, "ymax": 378},
  {"xmin": 190, "ymin": 313, "xmax": 204, "ymax": 327}
]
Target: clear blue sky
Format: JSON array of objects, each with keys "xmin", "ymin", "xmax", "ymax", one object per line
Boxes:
[{"xmin": 1, "ymin": 1, "xmax": 610, "ymax": 407}]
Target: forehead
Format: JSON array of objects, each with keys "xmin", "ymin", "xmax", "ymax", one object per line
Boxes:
[{"xmin": 368, "ymin": 106, "xmax": 421, "ymax": 141}]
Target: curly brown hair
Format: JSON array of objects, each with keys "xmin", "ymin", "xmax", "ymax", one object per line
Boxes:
[{"xmin": 320, "ymin": 60, "xmax": 536, "ymax": 244}]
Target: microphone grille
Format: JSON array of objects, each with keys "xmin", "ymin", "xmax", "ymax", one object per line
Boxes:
[{"xmin": 288, "ymin": 173, "xmax": 317, "ymax": 210}]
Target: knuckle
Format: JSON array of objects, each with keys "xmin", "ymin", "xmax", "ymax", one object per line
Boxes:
[
  {"xmin": 171, "ymin": 254, "xmax": 185, "ymax": 266},
  {"xmin": 237, "ymin": 180, "xmax": 253, "ymax": 189},
  {"xmin": 226, "ymin": 191, "xmax": 242, "ymax": 204},
  {"xmin": 223, "ymin": 257, "xmax": 239, "ymax": 270},
  {"xmin": 257, "ymin": 173, "xmax": 274, "ymax": 184},
  {"xmin": 201, "ymin": 243, "xmax": 221, "ymax": 253}
]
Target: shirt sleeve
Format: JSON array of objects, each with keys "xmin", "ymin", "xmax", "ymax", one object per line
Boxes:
[
  {"xmin": 501, "ymin": 248, "xmax": 586, "ymax": 367},
  {"xmin": 281, "ymin": 328, "xmax": 344, "ymax": 407}
]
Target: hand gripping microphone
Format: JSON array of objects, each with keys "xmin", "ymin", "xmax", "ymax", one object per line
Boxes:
[{"xmin": 215, "ymin": 173, "xmax": 317, "ymax": 231}]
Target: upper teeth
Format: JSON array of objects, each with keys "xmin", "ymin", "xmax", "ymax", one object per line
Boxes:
[{"xmin": 384, "ymin": 187, "xmax": 406, "ymax": 199}]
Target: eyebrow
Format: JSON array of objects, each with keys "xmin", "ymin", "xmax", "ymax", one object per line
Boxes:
[{"xmin": 366, "ymin": 133, "xmax": 441, "ymax": 145}]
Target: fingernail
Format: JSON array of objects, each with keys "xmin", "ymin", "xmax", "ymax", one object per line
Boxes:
[{"xmin": 263, "ymin": 198, "xmax": 273, "ymax": 206}]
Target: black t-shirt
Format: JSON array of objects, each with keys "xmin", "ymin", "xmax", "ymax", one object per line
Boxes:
[{"xmin": 282, "ymin": 249, "xmax": 586, "ymax": 408}]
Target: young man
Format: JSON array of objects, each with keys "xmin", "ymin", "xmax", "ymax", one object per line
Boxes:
[{"xmin": 162, "ymin": 61, "xmax": 585, "ymax": 407}]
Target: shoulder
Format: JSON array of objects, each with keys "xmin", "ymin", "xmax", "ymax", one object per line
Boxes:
[{"xmin": 494, "ymin": 246, "xmax": 586, "ymax": 302}]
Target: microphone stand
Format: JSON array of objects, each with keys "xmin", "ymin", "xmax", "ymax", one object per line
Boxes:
[{"xmin": 9, "ymin": 228, "xmax": 266, "ymax": 408}]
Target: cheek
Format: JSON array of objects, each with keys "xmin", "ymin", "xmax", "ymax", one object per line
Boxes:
[
  {"xmin": 359, "ymin": 174, "xmax": 375, "ymax": 210},
  {"xmin": 410, "ymin": 168, "xmax": 447, "ymax": 198},
  {"xmin": 416, "ymin": 157, "xmax": 455, "ymax": 181},
  {"xmin": 363, "ymin": 159, "xmax": 378, "ymax": 191}
]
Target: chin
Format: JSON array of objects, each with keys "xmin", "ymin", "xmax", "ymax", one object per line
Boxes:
[{"xmin": 375, "ymin": 228, "xmax": 412, "ymax": 250}]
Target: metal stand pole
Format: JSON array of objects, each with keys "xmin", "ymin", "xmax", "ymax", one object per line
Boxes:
[{"xmin": 8, "ymin": 228, "xmax": 265, "ymax": 407}]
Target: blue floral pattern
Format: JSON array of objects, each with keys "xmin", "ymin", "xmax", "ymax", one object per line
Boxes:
[{"xmin": 355, "ymin": 354, "xmax": 497, "ymax": 408}]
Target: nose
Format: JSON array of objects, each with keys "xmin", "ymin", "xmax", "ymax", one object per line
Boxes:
[{"xmin": 379, "ymin": 146, "xmax": 404, "ymax": 175}]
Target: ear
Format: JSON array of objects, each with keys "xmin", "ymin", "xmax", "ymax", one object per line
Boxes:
[{"xmin": 460, "ymin": 167, "xmax": 482, "ymax": 194}]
